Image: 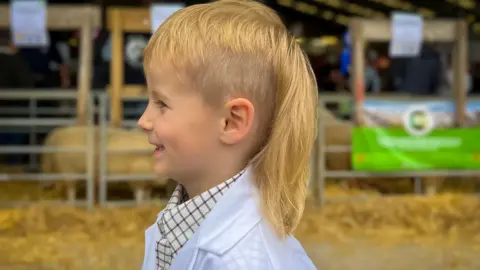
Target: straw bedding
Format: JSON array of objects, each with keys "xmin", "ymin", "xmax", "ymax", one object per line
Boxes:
[{"xmin": 0, "ymin": 192, "xmax": 479, "ymax": 270}]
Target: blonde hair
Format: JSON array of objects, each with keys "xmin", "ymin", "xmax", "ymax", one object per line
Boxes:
[{"xmin": 144, "ymin": 0, "xmax": 318, "ymax": 237}]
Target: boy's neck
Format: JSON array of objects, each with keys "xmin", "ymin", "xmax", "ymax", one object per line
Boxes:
[{"xmin": 179, "ymin": 160, "xmax": 248, "ymax": 198}]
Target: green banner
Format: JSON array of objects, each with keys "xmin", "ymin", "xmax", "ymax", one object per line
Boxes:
[{"xmin": 352, "ymin": 100, "xmax": 480, "ymax": 171}]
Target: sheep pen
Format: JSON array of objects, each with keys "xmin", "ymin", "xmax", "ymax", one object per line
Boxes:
[
  {"xmin": 319, "ymin": 107, "xmax": 461, "ymax": 195},
  {"xmin": 40, "ymin": 125, "xmax": 170, "ymax": 204},
  {"xmin": 0, "ymin": 108, "xmax": 475, "ymax": 204}
]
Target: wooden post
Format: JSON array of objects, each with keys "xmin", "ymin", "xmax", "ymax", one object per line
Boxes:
[
  {"xmin": 77, "ymin": 16, "xmax": 93, "ymax": 125},
  {"xmin": 349, "ymin": 18, "xmax": 365, "ymax": 126},
  {"xmin": 452, "ymin": 20, "xmax": 468, "ymax": 127},
  {"xmin": 107, "ymin": 7, "xmax": 151, "ymax": 128},
  {"xmin": 109, "ymin": 8, "xmax": 124, "ymax": 127}
]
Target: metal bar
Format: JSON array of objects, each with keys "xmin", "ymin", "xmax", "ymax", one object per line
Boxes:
[
  {"xmin": 0, "ymin": 200, "xmax": 89, "ymax": 208},
  {"xmin": 106, "ymin": 175, "xmax": 160, "ymax": 181},
  {"xmin": 0, "ymin": 90, "xmax": 78, "ymax": 99},
  {"xmin": 102, "ymin": 200, "xmax": 167, "ymax": 207},
  {"xmin": 325, "ymin": 145, "xmax": 351, "ymax": 152},
  {"xmin": 317, "ymin": 101, "xmax": 326, "ymax": 207},
  {"xmin": 121, "ymin": 95, "xmax": 148, "ymax": 101},
  {"xmin": 0, "ymin": 174, "xmax": 86, "ymax": 181},
  {"xmin": 325, "ymin": 170, "xmax": 480, "ymax": 178},
  {"xmin": 0, "ymin": 118, "xmax": 76, "ymax": 126},
  {"xmin": 0, "ymin": 146, "xmax": 86, "ymax": 154},
  {"xmin": 106, "ymin": 148, "xmax": 152, "ymax": 153},
  {"xmin": 99, "ymin": 94, "xmax": 108, "ymax": 205},
  {"xmin": 318, "ymin": 93, "xmax": 480, "ymax": 102},
  {"xmin": 324, "ymin": 122, "xmax": 350, "ymax": 127},
  {"xmin": 324, "ymin": 193, "xmax": 480, "ymax": 204},
  {"xmin": 0, "ymin": 107, "xmax": 77, "ymax": 115},
  {"xmin": 28, "ymin": 99, "xmax": 37, "ymax": 171},
  {"xmin": 86, "ymin": 96, "xmax": 96, "ymax": 210},
  {"xmin": 122, "ymin": 120, "xmax": 138, "ymax": 128},
  {"xmin": 414, "ymin": 177, "xmax": 423, "ymax": 194},
  {"xmin": 2, "ymin": 127, "xmax": 56, "ymax": 133}
]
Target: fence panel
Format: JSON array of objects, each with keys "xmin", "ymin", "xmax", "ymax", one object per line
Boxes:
[
  {"xmin": 311, "ymin": 94, "xmax": 480, "ymax": 207},
  {"xmin": 0, "ymin": 90, "xmax": 95, "ymax": 208}
]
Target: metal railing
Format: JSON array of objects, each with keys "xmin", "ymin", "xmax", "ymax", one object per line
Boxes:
[
  {"xmin": 2, "ymin": 90, "xmax": 480, "ymax": 208},
  {"xmin": 0, "ymin": 90, "xmax": 95, "ymax": 208},
  {"xmin": 98, "ymin": 93, "xmax": 166, "ymax": 206},
  {"xmin": 0, "ymin": 89, "xmax": 144, "ymax": 163}
]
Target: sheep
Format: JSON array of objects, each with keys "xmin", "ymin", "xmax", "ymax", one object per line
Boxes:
[{"xmin": 41, "ymin": 126, "xmax": 168, "ymax": 204}]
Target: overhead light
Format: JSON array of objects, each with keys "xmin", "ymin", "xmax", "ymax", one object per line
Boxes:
[
  {"xmin": 366, "ymin": 0, "xmax": 436, "ymax": 18},
  {"xmin": 276, "ymin": 0, "xmax": 351, "ymax": 26},
  {"xmin": 277, "ymin": 0, "xmax": 293, "ymax": 8},
  {"xmin": 446, "ymin": 0, "xmax": 476, "ymax": 10},
  {"xmin": 295, "ymin": 1, "xmax": 318, "ymax": 15},
  {"xmin": 315, "ymin": 0, "xmax": 386, "ymax": 18}
]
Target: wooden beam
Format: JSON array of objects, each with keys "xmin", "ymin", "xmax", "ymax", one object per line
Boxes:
[
  {"xmin": 107, "ymin": 7, "xmax": 151, "ymax": 33},
  {"xmin": 355, "ymin": 18, "xmax": 458, "ymax": 42},
  {"xmin": 0, "ymin": 4, "xmax": 101, "ymax": 29}
]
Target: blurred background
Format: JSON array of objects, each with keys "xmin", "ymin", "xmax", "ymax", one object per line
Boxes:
[{"xmin": 1, "ymin": 0, "xmax": 480, "ymax": 269}]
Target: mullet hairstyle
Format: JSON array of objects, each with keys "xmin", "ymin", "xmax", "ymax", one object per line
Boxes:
[{"xmin": 143, "ymin": 0, "xmax": 318, "ymax": 237}]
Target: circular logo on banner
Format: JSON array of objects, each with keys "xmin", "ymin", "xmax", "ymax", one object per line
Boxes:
[{"xmin": 402, "ymin": 106, "xmax": 434, "ymax": 136}]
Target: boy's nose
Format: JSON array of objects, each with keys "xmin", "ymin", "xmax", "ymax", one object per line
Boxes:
[{"xmin": 138, "ymin": 112, "xmax": 153, "ymax": 132}]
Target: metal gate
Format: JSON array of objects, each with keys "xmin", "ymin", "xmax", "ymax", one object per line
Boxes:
[{"xmin": 0, "ymin": 90, "xmax": 95, "ymax": 208}]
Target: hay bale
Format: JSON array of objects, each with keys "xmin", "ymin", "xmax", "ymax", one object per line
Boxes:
[{"xmin": 41, "ymin": 126, "xmax": 167, "ymax": 203}]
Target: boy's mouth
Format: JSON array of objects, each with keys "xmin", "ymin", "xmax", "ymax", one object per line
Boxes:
[{"xmin": 154, "ymin": 145, "xmax": 165, "ymax": 157}]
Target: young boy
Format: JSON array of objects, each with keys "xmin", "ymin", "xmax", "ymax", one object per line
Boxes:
[{"xmin": 138, "ymin": 0, "xmax": 318, "ymax": 269}]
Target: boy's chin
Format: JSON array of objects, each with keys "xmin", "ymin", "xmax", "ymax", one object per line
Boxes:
[{"xmin": 153, "ymin": 162, "xmax": 170, "ymax": 178}]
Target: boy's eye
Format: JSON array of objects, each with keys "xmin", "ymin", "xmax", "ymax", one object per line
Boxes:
[{"xmin": 155, "ymin": 100, "xmax": 168, "ymax": 108}]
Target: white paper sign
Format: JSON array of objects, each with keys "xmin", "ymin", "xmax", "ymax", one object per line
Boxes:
[
  {"xmin": 10, "ymin": 0, "xmax": 49, "ymax": 47},
  {"xmin": 150, "ymin": 3, "xmax": 184, "ymax": 33},
  {"xmin": 389, "ymin": 12, "xmax": 423, "ymax": 57}
]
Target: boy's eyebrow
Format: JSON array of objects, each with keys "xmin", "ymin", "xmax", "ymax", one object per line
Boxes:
[{"xmin": 151, "ymin": 88, "xmax": 170, "ymax": 101}]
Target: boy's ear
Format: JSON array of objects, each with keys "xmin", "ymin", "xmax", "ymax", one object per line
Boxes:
[{"xmin": 219, "ymin": 98, "xmax": 255, "ymax": 145}]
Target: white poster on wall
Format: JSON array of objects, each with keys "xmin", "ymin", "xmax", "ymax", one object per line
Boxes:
[
  {"xmin": 150, "ymin": 3, "xmax": 184, "ymax": 33},
  {"xmin": 10, "ymin": 0, "xmax": 49, "ymax": 47},
  {"xmin": 389, "ymin": 12, "xmax": 423, "ymax": 57}
]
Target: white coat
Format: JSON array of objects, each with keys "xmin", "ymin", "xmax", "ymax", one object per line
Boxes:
[{"xmin": 141, "ymin": 168, "xmax": 316, "ymax": 270}]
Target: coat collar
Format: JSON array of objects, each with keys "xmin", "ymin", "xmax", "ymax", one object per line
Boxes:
[
  {"xmin": 169, "ymin": 167, "xmax": 262, "ymax": 269},
  {"xmin": 196, "ymin": 166, "xmax": 262, "ymax": 254}
]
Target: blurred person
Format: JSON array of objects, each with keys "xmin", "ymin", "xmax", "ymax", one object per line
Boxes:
[
  {"xmin": 0, "ymin": 30, "xmax": 34, "ymax": 88},
  {"xmin": 314, "ymin": 53, "xmax": 342, "ymax": 92},
  {"xmin": 138, "ymin": 1, "xmax": 317, "ymax": 269},
  {"xmin": 17, "ymin": 32, "xmax": 70, "ymax": 89},
  {"xmin": 438, "ymin": 61, "xmax": 472, "ymax": 96},
  {"xmin": 0, "ymin": 31, "xmax": 34, "ymax": 165},
  {"xmin": 365, "ymin": 50, "xmax": 381, "ymax": 93},
  {"xmin": 339, "ymin": 31, "xmax": 351, "ymax": 78},
  {"xmin": 390, "ymin": 44, "xmax": 442, "ymax": 95}
]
